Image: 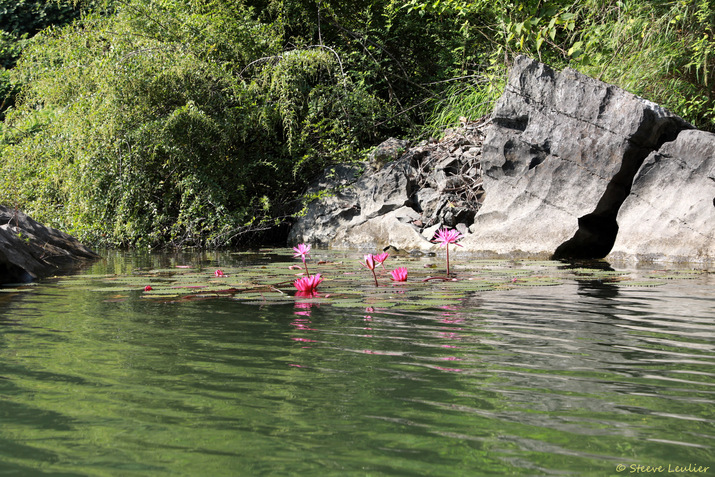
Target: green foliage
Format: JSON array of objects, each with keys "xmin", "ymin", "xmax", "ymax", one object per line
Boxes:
[
  {"xmin": 501, "ymin": 0, "xmax": 715, "ymax": 130},
  {"xmin": 422, "ymin": 77, "xmax": 503, "ymax": 135},
  {"xmin": 0, "ymin": 0, "xmax": 101, "ymax": 119},
  {"xmin": 1, "ymin": 0, "xmax": 713, "ymax": 249},
  {"xmin": 404, "ymin": 0, "xmax": 714, "ymax": 132},
  {"xmin": 0, "ymin": 0, "xmax": 393, "ymax": 247}
]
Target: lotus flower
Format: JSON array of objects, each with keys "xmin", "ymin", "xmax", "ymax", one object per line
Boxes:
[
  {"xmin": 214, "ymin": 269, "xmax": 225, "ymax": 277},
  {"xmin": 431, "ymin": 227, "xmax": 463, "ymax": 275},
  {"xmin": 390, "ymin": 267, "xmax": 408, "ymax": 282},
  {"xmin": 361, "ymin": 254, "xmax": 379, "ymax": 287},
  {"xmin": 373, "ymin": 252, "xmax": 389, "ymax": 270},
  {"xmin": 293, "ymin": 243, "xmax": 312, "ymax": 276},
  {"xmin": 144, "ymin": 285, "xmax": 152, "ymax": 292},
  {"xmin": 293, "ymin": 273, "xmax": 323, "ymax": 293},
  {"xmin": 294, "ymin": 291, "xmax": 318, "ymax": 299}
]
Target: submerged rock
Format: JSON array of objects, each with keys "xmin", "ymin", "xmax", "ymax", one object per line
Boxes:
[{"xmin": 0, "ymin": 206, "xmax": 100, "ymax": 283}]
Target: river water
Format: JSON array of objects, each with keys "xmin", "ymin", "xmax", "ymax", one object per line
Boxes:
[{"xmin": 0, "ymin": 251, "xmax": 713, "ymax": 476}]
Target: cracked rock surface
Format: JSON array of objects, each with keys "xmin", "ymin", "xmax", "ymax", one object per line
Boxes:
[
  {"xmin": 611, "ymin": 129, "xmax": 715, "ymax": 262},
  {"xmin": 463, "ymin": 55, "xmax": 712, "ymax": 262},
  {"xmin": 290, "ymin": 56, "xmax": 715, "ymax": 263},
  {"xmin": 288, "ymin": 121, "xmax": 486, "ymax": 251}
]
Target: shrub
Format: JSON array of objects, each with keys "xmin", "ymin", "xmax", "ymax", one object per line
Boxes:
[{"xmin": 0, "ymin": 0, "xmax": 393, "ymax": 247}]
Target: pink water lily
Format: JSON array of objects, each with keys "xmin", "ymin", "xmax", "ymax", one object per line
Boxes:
[
  {"xmin": 144, "ymin": 285, "xmax": 152, "ymax": 292},
  {"xmin": 433, "ymin": 227, "xmax": 463, "ymax": 247},
  {"xmin": 390, "ymin": 267, "xmax": 408, "ymax": 282},
  {"xmin": 373, "ymin": 252, "xmax": 389, "ymax": 270},
  {"xmin": 432, "ymin": 227, "xmax": 463, "ymax": 276},
  {"xmin": 361, "ymin": 254, "xmax": 379, "ymax": 287},
  {"xmin": 293, "ymin": 243, "xmax": 311, "ymax": 260},
  {"xmin": 293, "ymin": 243, "xmax": 312, "ymax": 276},
  {"xmin": 214, "ymin": 269, "xmax": 225, "ymax": 277},
  {"xmin": 294, "ymin": 273, "xmax": 323, "ymax": 293}
]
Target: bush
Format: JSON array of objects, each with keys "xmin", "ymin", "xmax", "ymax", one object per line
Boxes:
[
  {"xmin": 407, "ymin": 0, "xmax": 714, "ymax": 133},
  {"xmin": 0, "ymin": 0, "xmax": 394, "ymax": 247}
]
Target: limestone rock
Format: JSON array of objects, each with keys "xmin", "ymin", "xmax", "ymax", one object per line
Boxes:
[
  {"xmin": 289, "ymin": 57, "xmax": 713, "ymax": 264},
  {"xmin": 610, "ymin": 129, "xmax": 715, "ymax": 261},
  {"xmin": 331, "ymin": 206, "xmax": 429, "ymax": 251},
  {"xmin": 463, "ymin": 55, "xmax": 693, "ymax": 259},
  {"xmin": 287, "ymin": 164, "xmax": 362, "ymax": 245},
  {"xmin": 0, "ymin": 206, "xmax": 100, "ymax": 283},
  {"xmin": 290, "ymin": 128, "xmax": 486, "ymax": 249}
]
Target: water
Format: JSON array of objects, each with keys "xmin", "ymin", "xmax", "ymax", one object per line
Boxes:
[{"xmin": 1, "ymin": 251, "xmax": 713, "ymax": 476}]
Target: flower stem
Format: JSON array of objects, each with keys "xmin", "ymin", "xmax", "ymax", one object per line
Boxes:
[
  {"xmin": 371, "ymin": 269, "xmax": 378, "ymax": 287},
  {"xmin": 446, "ymin": 244, "xmax": 450, "ymax": 276},
  {"xmin": 303, "ymin": 259, "xmax": 310, "ymax": 277}
]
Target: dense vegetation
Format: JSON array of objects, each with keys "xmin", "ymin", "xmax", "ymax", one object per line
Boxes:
[{"xmin": 0, "ymin": 0, "xmax": 712, "ymax": 248}]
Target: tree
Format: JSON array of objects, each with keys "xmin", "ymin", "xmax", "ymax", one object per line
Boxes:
[{"xmin": 1, "ymin": 0, "xmax": 393, "ymax": 247}]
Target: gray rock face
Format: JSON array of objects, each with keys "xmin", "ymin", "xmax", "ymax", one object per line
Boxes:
[
  {"xmin": 367, "ymin": 137, "xmax": 410, "ymax": 171},
  {"xmin": 462, "ymin": 55, "xmax": 695, "ymax": 260},
  {"xmin": 611, "ymin": 129, "xmax": 715, "ymax": 261},
  {"xmin": 290, "ymin": 56, "xmax": 714, "ymax": 263},
  {"xmin": 0, "ymin": 206, "xmax": 100, "ymax": 283},
  {"xmin": 289, "ymin": 122, "xmax": 486, "ymax": 250}
]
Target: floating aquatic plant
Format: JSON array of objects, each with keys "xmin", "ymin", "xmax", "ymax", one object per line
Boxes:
[
  {"xmin": 432, "ymin": 227, "xmax": 463, "ymax": 276},
  {"xmin": 293, "ymin": 243, "xmax": 312, "ymax": 276},
  {"xmin": 647, "ymin": 269, "xmax": 706, "ymax": 280},
  {"xmin": 615, "ymin": 279, "xmax": 667, "ymax": 287},
  {"xmin": 53, "ymin": 248, "xmax": 709, "ymax": 312},
  {"xmin": 373, "ymin": 252, "xmax": 390, "ymax": 270},
  {"xmin": 362, "ymin": 254, "xmax": 379, "ymax": 287},
  {"xmin": 390, "ymin": 267, "xmax": 408, "ymax": 282},
  {"xmin": 294, "ymin": 273, "xmax": 323, "ymax": 293}
]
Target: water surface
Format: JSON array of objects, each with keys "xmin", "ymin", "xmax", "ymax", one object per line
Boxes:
[{"xmin": 1, "ymin": 251, "xmax": 713, "ymax": 476}]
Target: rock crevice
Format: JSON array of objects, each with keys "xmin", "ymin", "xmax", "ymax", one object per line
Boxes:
[{"xmin": 464, "ymin": 55, "xmax": 697, "ymax": 260}]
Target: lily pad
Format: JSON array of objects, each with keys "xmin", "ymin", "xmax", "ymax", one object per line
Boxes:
[
  {"xmin": 61, "ymin": 248, "xmax": 710, "ymax": 310},
  {"xmin": 615, "ymin": 280, "xmax": 667, "ymax": 287},
  {"xmin": 510, "ymin": 276, "xmax": 563, "ymax": 287},
  {"xmin": 647, "ymin": 270, "xmax": 706, "ymax": 280}
]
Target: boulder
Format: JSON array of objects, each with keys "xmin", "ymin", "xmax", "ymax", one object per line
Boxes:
[
  {"xmin": 331, "ymin": 206, "xmax": 428, "ymax": 250},
  {"xmin": 610, "ymin": 129, "xmax": 715, "ymax": 262},
  {"xmin": 287, "ymin": 156, "xmax": 417, "ymax": 247},
  {"xmin": 289, "ymin": 56, "xmax": 714, "ymax": 264},
  {"xmin": 289, "ymin": 123, "xmax": 486, "ymax": 250},
  {"xmin": 0, "ymin": 206, "xmax": 100, "ymax": 284},
  {"xmin": 462, "ymin": 55, "xmax": 695, "ymax": 259},
  {"xmin": 288, "ymin": 164, "xmax": 363, "ymax": 246}
]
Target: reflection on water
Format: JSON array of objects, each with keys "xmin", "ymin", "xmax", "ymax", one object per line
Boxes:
[{"xmin": 0, "ymin": 251, "xmax": 713, "ymax": 476}]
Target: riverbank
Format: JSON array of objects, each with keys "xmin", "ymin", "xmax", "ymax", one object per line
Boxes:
[{"xmin": 291, "ymin": 56, "xmax": 715, "ymax": 266}]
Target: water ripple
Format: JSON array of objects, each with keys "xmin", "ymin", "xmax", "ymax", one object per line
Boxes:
[{"xmin": 1, "ymin": 261, "xmax": 713, "ymax": 476}]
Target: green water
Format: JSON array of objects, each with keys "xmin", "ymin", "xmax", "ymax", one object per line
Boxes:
[{"xmin": 1, "ymin": 251, "xmax": 713, "ymax": 476}]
